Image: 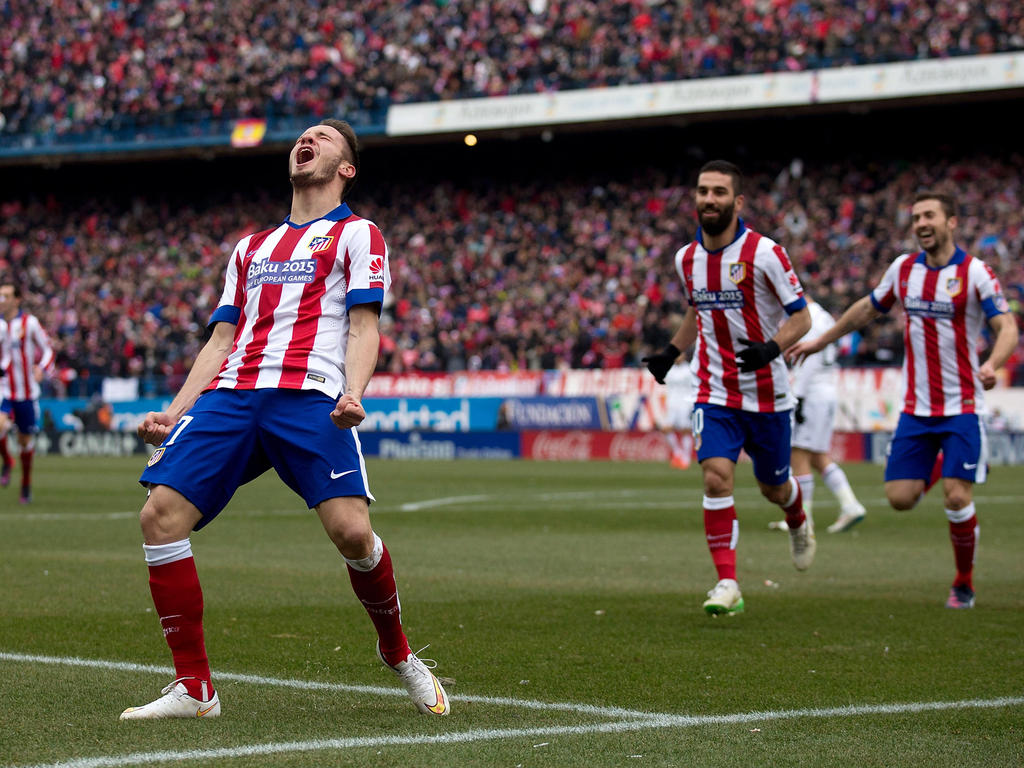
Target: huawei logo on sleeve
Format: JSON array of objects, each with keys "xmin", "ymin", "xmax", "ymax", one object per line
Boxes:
[{"xmin": 369, "ymin": 257, "xmax": 385, "ymax": 289}]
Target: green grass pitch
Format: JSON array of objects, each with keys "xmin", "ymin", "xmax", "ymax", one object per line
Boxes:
[{"xmin": 1, "ymin": 455, "xmax": 1022, "ymax": 767}]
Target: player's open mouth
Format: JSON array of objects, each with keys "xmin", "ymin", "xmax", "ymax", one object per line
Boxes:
[{"xmin": 296, "ymin": 146, "xmax": 315, "ymax": 165}]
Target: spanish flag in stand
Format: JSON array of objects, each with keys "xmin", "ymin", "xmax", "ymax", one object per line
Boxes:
[{"xmin": 231, "ymin": 118, "xmax": 267, "ymax": 148}]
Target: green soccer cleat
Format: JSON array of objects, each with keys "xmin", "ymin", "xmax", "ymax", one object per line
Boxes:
[{"xmin": 703, "ymin": 578, "xmax": 745, "ymax": 616}]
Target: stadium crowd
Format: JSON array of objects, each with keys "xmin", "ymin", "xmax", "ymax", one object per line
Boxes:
[
  {"xmin": 2, "ymin": 0, "xmax": 1022, "ymax": 141},
  {"xmin": 2, "ymin": 149, "xmax": 1023, "ymax": 396}
]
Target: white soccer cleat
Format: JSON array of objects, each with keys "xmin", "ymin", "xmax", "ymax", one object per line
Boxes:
[
  {"xmin": 119, "ymin": 679, "xmax": 220, "ymax": 720},
  {"xmin": 788, "ymin": 520, "xmax": 816, "ymax": 571},
  {"xmin": 378, "ymin": 643, "xmax": 450, "ymax": 715},
  {"xmin": 827, "ymin": 505, "xmax": 866, "ymax": 533},
  {"xmin": 703, "ymin": 578, "xmax": 744, "ymax": 616}
]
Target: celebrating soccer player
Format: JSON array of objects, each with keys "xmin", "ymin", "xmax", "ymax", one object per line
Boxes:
[
  {"xmin": 787, "ymin": 191, "xmax": 1018, "ymax": 609},
  {"xmin": 644, "ymin": 160, "xmax": 814, "ymax": 617},
  {"xmin": 0, "ymin": 283, "xmax": 55, "ymax": 503},
  {"xmin": 121, "ymin": 120, "xmax": 450, "ymax": 719}
]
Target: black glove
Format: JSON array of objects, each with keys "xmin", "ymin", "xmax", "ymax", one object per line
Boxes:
[
  {"xmin": 642, "ymin": 343, "xmax": 681, "ymax": 384},
  {"xmin": 795, "ymin": 397, "xmax": 805, "ymax": 424},
  {"xmin": 736, "ymin": 338, "xmax": 780, "ymax": 373}
]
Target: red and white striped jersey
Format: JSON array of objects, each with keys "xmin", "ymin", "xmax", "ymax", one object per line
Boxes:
[
  {"xmin": 2, "ymin": 312, "xmax": 55, "ymax": 401},
  {"xmin": 675, "ymin": 223, "xmax": 806, "ymax": 413},
  {"xmin": 0, "ymin": 319, "xmax": 8, "ymax": 378},
  {"xmin": 207, "ymin": 203, "xmax": 390, "ymax": 398},
  {"xmin": 870, "ymin": 248, "xmax": 1008, "ymax": 417}
]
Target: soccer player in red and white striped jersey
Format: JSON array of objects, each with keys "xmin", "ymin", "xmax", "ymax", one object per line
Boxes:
[
  {"xmin": 0, "ymin": 284, "xmax": 55, "ymax": 502},
  {"xmin": 788, "ymin": 190, "xmax": 1018, "ymax": 609},
  {"xmin": 122, "ymin": 120, "xmax": 449, "ymax": 720},
  {"xmin": 644, "ymin": 161, "xmax": 814, "ymax": 616}
]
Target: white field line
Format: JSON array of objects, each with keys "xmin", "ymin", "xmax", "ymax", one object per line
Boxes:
[
  {"xmin": 398, "ymin": 494, "xmax": 492, "ymax": 511},
  {"xmin": 0, "ymin": 652, "xmax": 656, "ymax": 720},
  {"xmin": 6, "ymin": 696, "xmax": 1024, "ymax": 768}
]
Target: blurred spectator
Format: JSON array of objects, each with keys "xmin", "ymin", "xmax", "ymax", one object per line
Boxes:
[
  {"xmin": 2, "ymin": 150, "xmax": 1023, "ymax": 392},
  {"xmin": 1, "ymin": 0, "xmax": 1022, "ymax": 142}
]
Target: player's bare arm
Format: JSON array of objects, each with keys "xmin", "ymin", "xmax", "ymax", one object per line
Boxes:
[
  {"xmin": 331, "ymin": 305, "xmax": 380, "ymax": 429},
  {"xmin": 670, "ymin": 305, "xmax": 699, "ymax": 354},
  {"xmin": 771, "ymin": 305, "xmax": 811, "ymax": 354},
  {"xmin": 137, "ymin": 321, "xmax": 235, "ymax": 445},
  {"xmin": 979, "ymin": 312, "xmax": 1019, "ymax": 389},
  {"xmin": 787, "ymin": 295, "xmax": 880, "ymax": 364}
]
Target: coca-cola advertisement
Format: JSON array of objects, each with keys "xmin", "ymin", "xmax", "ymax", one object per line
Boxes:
[{"xmin": 522, "ymin": 430, "xmax": 671, "ymax": 461}]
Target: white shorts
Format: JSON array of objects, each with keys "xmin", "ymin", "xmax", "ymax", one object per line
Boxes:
[
  {"xmin": 664, "ymin": 399, "xmax": 694, "ymax": 431},
  {"xmin": 791, "ymin": 398, "xmax": 836, "ymax": 454}
]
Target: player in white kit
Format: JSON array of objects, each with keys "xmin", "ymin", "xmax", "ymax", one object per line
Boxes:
[
  {"xmin": 771, "ymin": 298, "xmax": 867, "ymax": 533},
  {"xmin": 658, "ymin": 357, "xmax": 694, "ymax": 469}
]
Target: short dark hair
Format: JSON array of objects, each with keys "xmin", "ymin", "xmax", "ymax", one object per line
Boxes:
[
  {"xmin": 1, "ymin": 283, "xmax": 21, "ymax": 299},
  {"xmin": 318, "ymin": 118, "xmax": 360, "ymax": 198},
  {"xmin": 698, "ymin": 160, "xmax": 743, "ymax": 195},
  {"xmin": 913, "ymin": 190, "xmax": 956, "ymax": 219}
]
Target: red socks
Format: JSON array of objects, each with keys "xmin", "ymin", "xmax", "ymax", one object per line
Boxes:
[
  {"xmin": 703, "ymin": 496, "xmax": 737, "ymax": 581},
  {"xmin": 144, "ymin": 542, "xmax": 211, "ymax": 701},
  {"xmin": 346, "ymin": 540, "xmax": 411, "ymax": 666},
  {"xmin": 20, "ymin": 449, "xmax": 33, "ymax": 491},
  {"xmin": 947, "ymin": 508, "xmax": 978, "ymax": 590},
  {"xmin": 782, "ymin": 477, "xmax": 807, "ymax": 529}
]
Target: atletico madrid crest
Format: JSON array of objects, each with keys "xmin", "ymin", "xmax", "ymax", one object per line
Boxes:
[
  {"xmin": 728, "ymin": 262, "xmax": 746, "ymax": 284},
  {"xmin": 307, "ymin": 235, "xmax": 334, "ymax": 253},
  {"xmin": 147, "ymin": 447, "xmax": 165, "ymax": 467},
  {"xmin": 945, "ymin": 276, "xmax": 962, "ymax": 297}
]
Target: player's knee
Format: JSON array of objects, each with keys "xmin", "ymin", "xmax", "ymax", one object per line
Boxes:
[
  {"xmin": 319, "ymin": 501, "xmax": 373, "ymax": 553},
  {"xmin": 760, "ymin": 483, "xmax": 789, "ymax": 506},
  {"xmin": 702, "ymin": 472, "xmax": 731, "ymax": 497},
  {"xmin": 139, "ymin": 488, "xmax": 199, "ymax": 543},
  {"xmin": 886, "ymin": 490, "xmax": 917, "ymax": 511},
  {"xmin": 943, "ymin": 491, "xmax": 971, "ymax": 511},
  {"xmin": 325, "ymin": 518, "xmax": 373, "ymax": 556}
]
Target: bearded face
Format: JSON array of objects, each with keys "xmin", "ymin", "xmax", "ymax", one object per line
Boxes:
[
  {"xmin": 695, "ymin": 170, "xmax": 742, "ymax": 239},
  {"xmin": 698, "ymin": 198, "xmax": 737, "ymax": 236},
  {"xmin": 911, "ymin": 199, "xmax": 954, "ymax": 256}
]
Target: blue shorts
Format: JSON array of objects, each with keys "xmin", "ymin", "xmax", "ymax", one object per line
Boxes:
[
  {"xmin": 139, "ymin": 389, "xmax": 373, "ymax": 530},
  {"xmin": 885, "ymin": 412, "xmax": 987, "ymax": 484},
  {"xmin": 1, "ymin": 399, "xmax": 40, "ymax": 435},
  {"xmin": 692, "ymin": 403, "xmax": 793, "ymax": 486}
]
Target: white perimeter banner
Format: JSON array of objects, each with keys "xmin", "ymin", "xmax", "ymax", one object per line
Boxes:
[
  {"xmin": 542, "ymin": 367, "xmax": 1024, "ymax": 432},
  {"xmin": 387, "ymin": 52, "xmax": 1024, "ymax": 136}
]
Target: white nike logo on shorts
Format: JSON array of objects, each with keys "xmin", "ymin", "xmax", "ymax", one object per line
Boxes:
[
  {"xmin": 962, "ymin": 463, "xmax": 978, "ymax": 470},
  {"xmin": 330, "ymin": 469, "xmax": 358, "ymax": 479}
]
